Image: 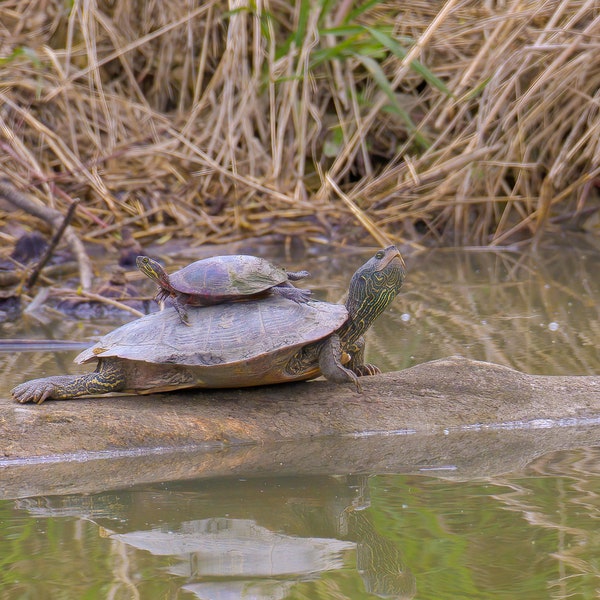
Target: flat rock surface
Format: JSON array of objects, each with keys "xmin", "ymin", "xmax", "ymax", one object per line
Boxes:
[{"xmin": 2, "ymin": 356, "xmax": 600, "ymax": 499}]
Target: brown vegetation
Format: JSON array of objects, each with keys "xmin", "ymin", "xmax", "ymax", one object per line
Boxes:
[{"xmin": 1, "ymin": 0, "xmax": 599, "ymax": 250}]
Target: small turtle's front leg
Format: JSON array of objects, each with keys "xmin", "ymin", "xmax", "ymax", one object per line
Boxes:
[
  {"xmin": 170, "ymin": 297, "xmax": 191, "ymax": 326},
  {"xmin": 11, "ymin": 361, "xmax": 126, "ymax": 404},
  {"xmin": 173, "ymin": 304, "xmax": 190, "ymax": 326},
  {"xmin": 318, "ymin": 334, "xmax": 362, "ymax": 392},
  {"xmin": 156, "ymin": 290, "xmax": 190, "ymax": 325}
]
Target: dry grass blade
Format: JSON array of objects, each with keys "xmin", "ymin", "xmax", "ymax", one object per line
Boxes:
[
  {"xmin": 326, "ymin": 174, "xmax": 392, "ymax": 248},
  {"xmin": 0, "ymin": 0, "xmax": 598, "ymax": 249}
]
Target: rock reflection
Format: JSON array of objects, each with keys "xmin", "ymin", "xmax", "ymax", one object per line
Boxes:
[
  {"xmin": 12, "ymin": 452, "xmax": 600, "ymax": 599},
  {"xmin": 15, "ymin": 475, "xmax": 415, "ymax": 599}
]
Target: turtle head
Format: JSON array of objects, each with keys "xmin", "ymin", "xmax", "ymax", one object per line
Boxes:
[
  {"xmin": 345, "ymin": 246, "xmax": 406, "ymax": 337},
  {"xmin": 136, "ymin": 255, "xmax": 170, "ymax": 288}
]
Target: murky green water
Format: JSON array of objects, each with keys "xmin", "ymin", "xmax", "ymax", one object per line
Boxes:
[
  {"xmin": 1, "ymin": 236, "xmax": 599, "ymax": 598},
  {"xmin": 3, "ymin": 455, "xmax": 600, "ymax": 599}
]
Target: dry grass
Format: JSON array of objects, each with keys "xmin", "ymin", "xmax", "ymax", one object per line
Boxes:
[{"xmin": 1, "ymin": 0, "xmax": 599, "ymax": 250}]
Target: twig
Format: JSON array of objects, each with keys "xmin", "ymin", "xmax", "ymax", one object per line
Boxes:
[
  {"xmin": 52, "ymin": 288, "xmax": 145, "ymax": 318},
  {"xmin": 0, "ymin": 339, "xmax": 91, "ymax": 351},
  {"xmin": 0, "ymin": 180, "xmax": 93, "ymax": 290},
  {"xmin": 26, "ymin": 199, "xmax": 80, "ymax": 290}
]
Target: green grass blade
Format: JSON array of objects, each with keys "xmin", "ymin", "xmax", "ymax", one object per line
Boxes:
[
  {"xmin": 343, "ymin": 0, "xmax": 387, "ymax": 24},
  {"xmin": 364, "ymin": 26, "xmax": 453, "ymax": 97},
  {"xmin": 310, "ymin": 34, "xmax": 364, "ymax": 66},
  {"xmin": 0, "ymin": 46, "xmax": 42, "ymax": 68},
  {"xmin": 459, "ymin": 77, "xmax": 491, "ymax": 101},
  {"xmin": 353, "ymin": 53, "xmax": 430, "ymax": 149}
]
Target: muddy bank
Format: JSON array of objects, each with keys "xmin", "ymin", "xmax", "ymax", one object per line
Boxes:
[{"xmin": 2, "ymin": 356, "xmax": 600, "ymax": 498}]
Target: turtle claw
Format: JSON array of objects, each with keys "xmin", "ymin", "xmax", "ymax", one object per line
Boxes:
[
  {"xmin": 350, "ymin": 371, "xmax": 363, "ymax": 393},
  {"xmin": 12, "ymin": 380, "xmax": 55, "ymax": 404},
  {"xmin": 294, "ymin": 288, "xmax": 312, "ymax": 303},
  {"xmin": 345, "ymin": 364, "xmax": 380, "ymax": 393},
  {"xmin": 353, "ymin": 363, "xmax": 381, "ymax": 377}
]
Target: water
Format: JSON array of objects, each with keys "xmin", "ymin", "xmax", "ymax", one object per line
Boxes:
[
  {"xmin": 3, "ymin": 455, "xmax": 600, "ymax": 599},
  {"xmin": 1, "ymin": 236, "xmax": 599, "ymax": 599}
]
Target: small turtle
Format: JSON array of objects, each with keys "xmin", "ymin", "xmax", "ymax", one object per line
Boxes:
[
  {"xmin": 12, "ymin": 246, "xmax": 406, "ymax": 404},
  {"xmin": 136, "ymin": 254, "xmax": 311, "ymax": 324}
]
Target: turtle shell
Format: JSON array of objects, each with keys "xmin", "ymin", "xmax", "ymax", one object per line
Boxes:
[
  {"xmin": 76, "ymin": 296, "xmax": 348, "ymax": 389},
  {"xmin": 167, "ymin": 255, "xmax": 291, "ymax": 300}
]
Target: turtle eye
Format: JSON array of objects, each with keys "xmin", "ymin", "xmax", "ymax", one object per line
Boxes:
[{"xmin": 375, "ymin": 250, "xmax": 385, "ymax": 259}]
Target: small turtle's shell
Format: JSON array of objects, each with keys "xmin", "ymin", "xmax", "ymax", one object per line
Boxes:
[
  {"xmin": 76, "ymin": 296, "xmax": 348, "ymax": 388},
  {"xmin": 168, "ymin": 255, "xmax": 291, "ymax": 301}
]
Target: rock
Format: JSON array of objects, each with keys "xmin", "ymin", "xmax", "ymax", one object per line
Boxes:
[{"xmin": 1, "ymin": 356, "xmax": 599, "ymax": 499}]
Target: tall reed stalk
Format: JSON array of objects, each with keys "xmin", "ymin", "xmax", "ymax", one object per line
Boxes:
[{"xmin": 0, "ymin": 1, "xmax": 598, "ymax": 247}]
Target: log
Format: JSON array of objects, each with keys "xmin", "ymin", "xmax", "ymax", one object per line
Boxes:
[{"xmin": 1, "ymin": 356, "xmax": 600, "ymax": 499}]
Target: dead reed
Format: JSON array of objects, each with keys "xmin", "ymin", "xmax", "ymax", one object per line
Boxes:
[{"xmin": 1, "ymin": 0, "xmax": 599, "ymax": 249}]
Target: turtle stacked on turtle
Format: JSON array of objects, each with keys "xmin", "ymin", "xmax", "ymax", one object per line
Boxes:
[
  {"xmin": 136, "ymin": 254, "xmax": 312, "ymax": 325},
  {"xmin": 12, "ymin": 246, "xmax": 406, "ymax": 403}
]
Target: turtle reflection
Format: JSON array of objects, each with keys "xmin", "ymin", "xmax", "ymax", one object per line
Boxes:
[{"xmin": 16, "ymin": 475, "xmax": 415, "ymax": 600}]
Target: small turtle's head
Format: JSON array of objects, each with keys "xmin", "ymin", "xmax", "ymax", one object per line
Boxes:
[
  {"xmin": 136, "ymin": 255, "xmax": 170, "ymax": 288},
  {"xmin": 345, "ymin": 246, "xmax": 406, "ymax": 335}
]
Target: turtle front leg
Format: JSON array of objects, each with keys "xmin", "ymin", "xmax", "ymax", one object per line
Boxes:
[
  {"xmin": 11, "ymin": 361, "xmax": 126, "ymax": 404},
  {"xmin": 170, "ymin": 297, "xmax": 190, "ymax": 326},
  {"xmin": 345, "ymin": 336, "xmax": 381, "ymax": 377},
  {"xmin": 318, "ymin": 334, "xmax": 362, "ymax": 392},
  {"xmin": 156, "ymin": 290, "xmax": 190, "ymax": 325}
]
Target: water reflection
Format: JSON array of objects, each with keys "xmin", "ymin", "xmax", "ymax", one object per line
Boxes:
[
  {"xmin": 8, "ymin": 452, "xmax": 600, "ymax": 599},
  {"xmin": 387, "ymin": 236, "xmax": 600, "ymax": 375},
  {"xmin": 117, "ymin": 518, "xmax": 354, "ymax": 599},
  {"xmin": 12, "ymin": 476, "xmax": 414, "ymax": 599}
]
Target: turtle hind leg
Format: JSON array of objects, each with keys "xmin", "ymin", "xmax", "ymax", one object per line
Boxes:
[
  {"xmin": 318, "ymin": 334, "xmax": 362, "ymax": 392},
  {"xmin": 272, "ymin": 283, "xmax": 312, "ymax": 304},
  {"xmin": 11, "ymin": 360, "xmax": 126, "ymax": 404}
]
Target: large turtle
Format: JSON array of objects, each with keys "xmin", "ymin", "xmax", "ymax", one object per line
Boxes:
[
  {"xmin": 12, "ymin": 246, "xmax": 406, "ymax": 404},
  {"xmin": 137, "ymin": 254, "xmax": 311, "ymax": 324}
]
